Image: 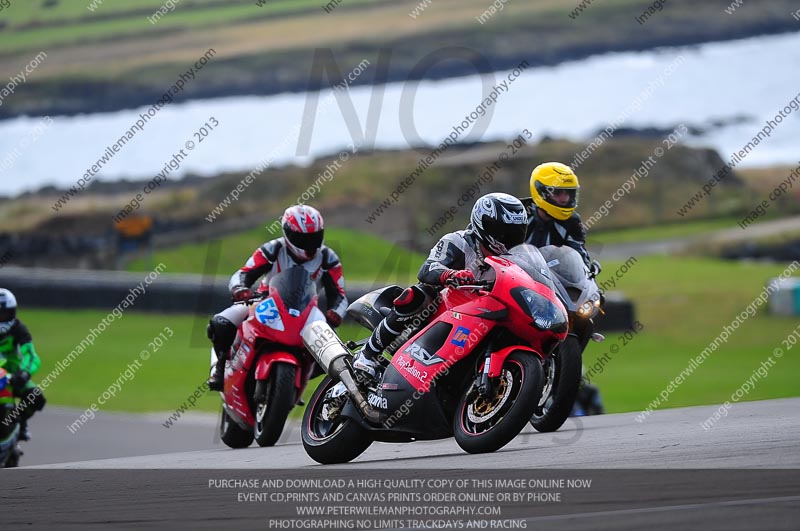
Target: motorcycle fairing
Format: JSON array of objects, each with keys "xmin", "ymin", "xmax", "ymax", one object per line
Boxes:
[
  {"xmin": 391, "ymin": 313, "xmax": 493, "ymax": 393},
  {"xmin": 254, "ymin": 351, "xmax": 302, "ymax": 382},
  {"xmin": 222, "ymin": 267, "xmax": 319, "ymax": 427}
]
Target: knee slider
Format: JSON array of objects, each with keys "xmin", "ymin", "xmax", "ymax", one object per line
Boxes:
[{"xmin": 393, "ymin": 285, "xmax": 427, "ymax": 316}]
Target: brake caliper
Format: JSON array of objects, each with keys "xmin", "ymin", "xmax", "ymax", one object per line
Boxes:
[{"xmin": 320, "ymin": 383, "xmax": 347, "ymax": 421}]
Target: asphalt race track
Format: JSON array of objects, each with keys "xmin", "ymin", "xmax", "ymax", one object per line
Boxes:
[
  {"xmin": 14, "ymin": 406, "xmax": 223, "ymax": 466},
  {"xmin": 5, "ymin": 398, "xmax": 799, "ymax": 530},
  {"xmin": 22, "ymin": 397, "xmax": 800, "ymax": 469}
]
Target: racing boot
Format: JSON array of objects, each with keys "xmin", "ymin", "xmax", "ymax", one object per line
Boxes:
[
  {"xmin": 352, "ymin": 349, "xmax": 380, "ymax": 380},
  {"xmin": 206, "ymin": 352, "xmax": 226, "ymax": 392},
  {"xmin": 18, "ymin": 420, "xmax": 30, "ymax": 442}
]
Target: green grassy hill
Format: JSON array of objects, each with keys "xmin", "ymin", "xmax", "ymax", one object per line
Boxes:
[
  {"xmin": 128, "ymin": 227, "xmax": 426, "ymax": 285},
  {"xmin": 0, "ymin": 0, "xmax": 385, "ymax": 53},
  {"xmin": 6, "ymin": 138, "xmax": 796, "ymax": 263},
  {"xmin": 124, "ymin": 138, "xmax": 752, "ymax": 253}
]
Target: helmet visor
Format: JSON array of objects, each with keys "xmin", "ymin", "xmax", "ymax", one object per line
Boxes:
[
  {"xmin": 535, "ymin": 182, "xmax": 579, "ymax": 209},
  {"xmin": 285, "ymin": 228, "xmax": 324, "ymax": 253},
  {"xmin": 0, "ymin": 308, "xmax": 15, "ymax": 323},
  {"xmin": 482, "ymin": 217, "xmax": 527, "ymax": 251}
]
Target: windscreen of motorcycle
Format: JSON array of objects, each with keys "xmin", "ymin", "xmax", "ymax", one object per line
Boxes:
[
  {"xmin": 504, "ymin": 244, "xmax": 557, "ymax": 291},
  {"xmin": 268, "ymin": 267, "xmax": 316, "ymax": 312},
  {"xmin": 538, "ymin": 245, "xmax": 587, "ymax": 288}
]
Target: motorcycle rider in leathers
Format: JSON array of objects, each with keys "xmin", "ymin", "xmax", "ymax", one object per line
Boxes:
[
  {"xmin": 352, "ymin": 193, "xmax": 528, "ymax": 376},
  {"xmin": 0, "ymin": 289, "xmax": 45, "ymax": 441},
  {"xmin": 522, "ymin": 162, "xmax": 600, "ymax": 275},
  {"xmin": 206, "ymin": 205, "xmax": 347, "ymax": 391},
  {"xmin": 522, "ymin": 162, "xmax": 605, "ymax": 416}
]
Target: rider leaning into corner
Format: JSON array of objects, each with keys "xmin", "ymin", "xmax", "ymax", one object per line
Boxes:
[
  {"xmin": 0, "ymin": 288, "xmax": 46, "ymax": 441},
  {"xmin": 206, "ymin": 205, "xmax": 348, "ymax": 391},
  {"xmin": 521, "ymin": 162, "xmax": 600, "ymax": 276},
  {"xmin": 352, "ymin": 192, "xmax": 529, "ymax": 377}
]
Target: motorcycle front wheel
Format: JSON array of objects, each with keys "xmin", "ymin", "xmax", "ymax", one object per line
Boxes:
[
  {"xmin": 302, "ymin": 377, "xmax": 372, "ymax": 464},
  {"xmin": 453, "ymin": 351, "xmax": 543, "ymax": 454},
  {"xmin": 254, "ymin": 363, "xmax": 297, "ymax": 447}
]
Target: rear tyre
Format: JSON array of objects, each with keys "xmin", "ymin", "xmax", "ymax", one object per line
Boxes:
[
  {"xmin": 530, "ymin": 336, "xmax": 582, "ymax": 432},
  {"xmin": 454, "ymin": 351, "xmax": 543, "ymax": 454},
  {"xmin": 302, "ymin": 377, "xmax": 372, "ymax": 464},
  {"xmin": 255, "ymin": 363, "xmax": 297, "ymax": 447},
  {"xmin": 220, "ymin": 407, "xmax": 254, "ymax": 449}
]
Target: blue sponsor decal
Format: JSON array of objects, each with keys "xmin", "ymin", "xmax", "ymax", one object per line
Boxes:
[{"xmin": 451, "ymin": 326, "xmax": 471, "ymax": 347}]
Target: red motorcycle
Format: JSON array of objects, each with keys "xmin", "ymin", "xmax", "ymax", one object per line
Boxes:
[
  {"xmin": 301, "ymin": 244, "xmax": 568, "ymax": 464},
  {"xmin": 214, "ymin": 267, "xmax": 322, "ymax": 448}
]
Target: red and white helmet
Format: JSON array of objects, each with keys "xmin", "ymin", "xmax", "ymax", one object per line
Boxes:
[{"xmin": 281, "ymin": 205, "xmax": 324, "ymax": 261}]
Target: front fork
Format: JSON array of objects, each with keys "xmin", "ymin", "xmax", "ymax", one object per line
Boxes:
[
  {"xmin": 568, "ymin": 314, "xmax": 594, "ymax": 351},
  {"xmin": 477, "ymin": 338, "xmax": 496, "ymax": 399}
]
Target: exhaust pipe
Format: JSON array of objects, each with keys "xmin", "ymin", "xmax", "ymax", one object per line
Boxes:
[{"xmin": 302, "ymin": 321, "xmax": 384, "ymax": 424}]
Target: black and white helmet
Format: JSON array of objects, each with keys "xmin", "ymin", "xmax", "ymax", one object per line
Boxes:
[
  {"xmin": 0, "ymin": 288, "xmax": 17, "ymax": 335},
  {"xmin": 469, "ymin": 193, "xmax": 528, "ymax": 255}
]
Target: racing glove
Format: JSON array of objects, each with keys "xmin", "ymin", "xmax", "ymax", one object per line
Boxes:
[
  {"xmin": 440, "ymin": 269, "xmax": 476, "ymax": 287},
  {"xmin": 10, "ymin": 371, "xmax": 30, "ymax": 394},
  {"xmin": 589, "ymin": 260, "xmax": 602, "ymax": 278},
  {"xmin": 232, "ymin": 286, "xmax": 254, "ymax": 302},
  {"xmin": 325, "ymin": 310, "xmax": 343, "ymax": 328}
]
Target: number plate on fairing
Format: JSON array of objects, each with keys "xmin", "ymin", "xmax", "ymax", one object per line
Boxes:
[{"xmin": 255, "ymin": 298, "xmax": 285, "ymax": 331}]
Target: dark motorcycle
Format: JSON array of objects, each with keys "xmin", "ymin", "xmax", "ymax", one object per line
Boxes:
[{"xmin": 529, "ymin": 245, "xmax": 604, "ymax": 432}]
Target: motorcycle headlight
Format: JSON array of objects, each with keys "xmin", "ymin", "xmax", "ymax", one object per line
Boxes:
[
  {"xmin": 577, "ymin": 301, "xmax": 594, "ymax": 317},
  {"xmin": 511, "ymin": 288, "xmax": 568, "ymax": 332},
  {"xmin": 576, "ymin": 293, "xmax": 601, "ymax": 318}
]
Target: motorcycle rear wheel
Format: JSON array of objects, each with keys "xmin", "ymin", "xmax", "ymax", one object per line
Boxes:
[
  {"xmin": 302, "ymin": 377, "xmax": 372, "ymax": 464},
  {"xmin": 254, "ymin": 363, "xmax": 297, "ymax": 447},
  {"xmin": 530, "ymin": 336, "xmax": 582, "ymax": 432},
  {"xmin": 454, "ymin": 351, "xmax": 543, "ymax": 454}
]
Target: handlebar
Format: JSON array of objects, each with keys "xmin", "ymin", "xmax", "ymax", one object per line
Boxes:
[
  {"xmin": 233, "ymin": 293, "xmax": 269, "ymax": 305},
  {"xmin": 449, "ymin": 280, "xmax": 492, "ymax": 290}
]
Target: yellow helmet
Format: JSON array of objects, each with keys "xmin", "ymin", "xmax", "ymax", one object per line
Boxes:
[{"xmin": 529, "ymin": 162, "xmax": 580, "ymax": 221}]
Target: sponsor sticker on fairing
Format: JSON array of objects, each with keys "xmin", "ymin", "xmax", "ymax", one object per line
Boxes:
[
  {"xmin": 451, "ymin": 326, "xmax": 471, "ymax": 347},
  {"xmin": 405, "ymin": 343, "xmax": 444, "ymax": 366},
  {"xmin": 367, "ymin": 392, "xmax": 388, "ymax": 409}
]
